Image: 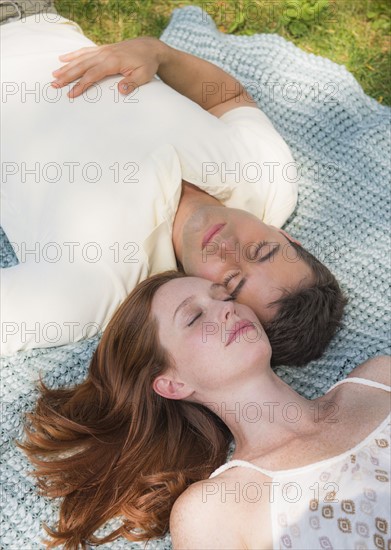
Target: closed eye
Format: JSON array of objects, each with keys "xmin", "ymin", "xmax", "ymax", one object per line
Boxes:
[
  {"xmin": 222, "ymin": 271, "xmax": 240, "ymax": 287},
  {"xmin": 187, "ymin": 312, "xmax": 202, "ymax": 326},
  {"xmin": 255, "ymin": 242, "xmax": 280, "ymax": 262},
  {"xmin": 251, "ymin": 240, "xmax": 268, "ymax": 260}
]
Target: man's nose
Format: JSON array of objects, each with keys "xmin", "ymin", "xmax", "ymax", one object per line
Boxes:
[
  {"xmin": 219, "ymin": 299, "xmax": 236, "ymax": 322},
  {"xmin": 218, "ymin": 238, "xmax": 241, "ymax": 264}
]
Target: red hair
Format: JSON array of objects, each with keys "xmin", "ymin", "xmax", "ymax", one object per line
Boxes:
[{"xmin": 18, "ymin": 271, "xmax": 232, "ymax": 548}]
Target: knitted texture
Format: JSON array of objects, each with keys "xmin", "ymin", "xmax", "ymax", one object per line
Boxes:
[{"xmin": 1, "ymin": 5, "xmax": 390, "ymax": 548}]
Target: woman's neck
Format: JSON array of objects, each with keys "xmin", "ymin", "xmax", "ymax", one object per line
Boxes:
[{"xmin": 208, "ymin": 367, "xmax": 326, "ymax": 461}]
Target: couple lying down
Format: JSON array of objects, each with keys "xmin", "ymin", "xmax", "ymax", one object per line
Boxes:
[{"xmin": 2, "ymin": 9, "xmax": 389, "ymax": 550}]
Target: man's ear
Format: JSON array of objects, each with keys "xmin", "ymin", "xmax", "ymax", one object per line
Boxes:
[
  {"xmin": 278, "ymin": 229, "xmax": 302, "ymax": 246},
  {"xmin": 153, "ymin": 375, "xmax": 194, "ymax": 400}
]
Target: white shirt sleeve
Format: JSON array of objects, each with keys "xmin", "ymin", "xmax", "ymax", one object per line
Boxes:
[
  {"xmin": 164, "ymin": 102, "xmax": 299, "ymax": 228},
  {"xmin": 217, "ymin": 106, "xmax": 299, "ymax": 227}
]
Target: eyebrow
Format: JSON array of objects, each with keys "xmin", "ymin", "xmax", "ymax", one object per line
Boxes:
[
  {"xmin": 231, "ymin": 277, "xmax": 247, "ymax": 299},
  {"xmin": 172, "ymin": 282, "xmax": 223, "ymax": 320}
]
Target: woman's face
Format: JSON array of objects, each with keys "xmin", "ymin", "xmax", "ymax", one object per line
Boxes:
[{"xmin": 151, "ymin": 277, "xmax": 271, "ymax": 402}]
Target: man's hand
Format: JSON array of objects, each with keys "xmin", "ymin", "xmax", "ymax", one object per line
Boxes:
[
  {"xmin": 51, "ymin": 36, "xmax": 257, "ymax": 114},
  {"xmin": 51, "ymin": 37, "xmax": 162, "ymax": 99}
]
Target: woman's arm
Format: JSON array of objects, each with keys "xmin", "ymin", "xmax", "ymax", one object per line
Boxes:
[{"xmin": 51, "ymin": 37, "xmax": 257, "ymax": 113}]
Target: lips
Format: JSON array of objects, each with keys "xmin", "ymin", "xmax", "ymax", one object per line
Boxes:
[
  {"xmin": 226, "ymin": 321, "xmax": 255, "ymax": 346},
  {"xmin": 202, "ymin": 223, "xmax": 226, "ymax": 249}
]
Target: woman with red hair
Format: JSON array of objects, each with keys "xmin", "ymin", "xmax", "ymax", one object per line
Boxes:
[{"xmin": 20, "ymin": 271, "xmax": 390, "ymax": 549}]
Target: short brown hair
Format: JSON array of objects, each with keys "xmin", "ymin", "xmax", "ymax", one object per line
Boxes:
[{"xmin": 264, "ymin": 242, "xmax": 347, "ymax": 367}]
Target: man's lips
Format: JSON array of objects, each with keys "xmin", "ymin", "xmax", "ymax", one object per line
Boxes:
[
  {"xmin": 226, "ymin": 321, "xmax": 255, "ymax": 346},
  {"xmin": 202, "ymin": 223, "xmax": 226, "ymax": 249}
]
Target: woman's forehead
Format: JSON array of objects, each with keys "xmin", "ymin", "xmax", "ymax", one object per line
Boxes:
[
  {"xmin": 152, "ymin": 277, "xmax": 223, "ymax": 314},
  {"xmin": 158, "ymin": 277, "xmax": 209, "ymax": 300}
]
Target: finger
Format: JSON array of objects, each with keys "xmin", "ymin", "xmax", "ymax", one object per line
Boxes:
[
  {"xmin": 118, "ymin": 77, "xmax": 135, "ymax": 94},
  {"xmin": 66, "ymin": 81, "xmax": 88, "ymax": 98},
  {"xmin": 53, "ymin": 50, "xmax": 103, "ymax": 77},
  {"xmin": 118, "ymin": 67, "xmax": 149, "ymax": 94},
  {"xmin": 58, "ymin": 46, "xmax": 100, "ymax": 62},
  {"xmin": 67, "ymin": 65, "xmax": 117, "ymax": 98},
  {"xmin": 52, "ymin": 56, "xmax": 104, "ymax": 89}
]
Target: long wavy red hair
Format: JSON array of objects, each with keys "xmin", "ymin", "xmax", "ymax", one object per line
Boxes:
[{"xmin": 18, "ymin": 270, "xmax": 232, "ymax": 548}]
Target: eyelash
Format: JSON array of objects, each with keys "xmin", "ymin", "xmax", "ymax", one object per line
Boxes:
[
  {"xmin": 252, "ymin": 240, "xmax": 268, "ymax": 260},
  {"xmin": 222, "ymin": 241, "xmax": 268, "ymax": 288},
  {"xmin": 223, "ymin": 271, "xmax": 240, "ymax": 287},
  {"xmin": 221, "ymin": 241, "xmax": 273, "ymax": 300},
  {"xmin": 187, "ymin": 312, "xmax": 202, "ymax": 326},
  {"xmin": 230, "ymin": 288, "xmax": 239, "ymax": 300},
  {"xmin": 187, "ymin": 296, "xmax": 234, "ymax": 327}
]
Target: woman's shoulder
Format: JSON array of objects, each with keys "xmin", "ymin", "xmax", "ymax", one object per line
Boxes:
[
  {"xmin": 347, "ymin": 355, "xmax": 390, "ymax": 387},
  {"xmin": 169, "ymin": 477, "xmax": 242, "ymax": 549},
  {"xmin": 169, "ymin": 468, "xmax": 271, "ymax": 549}
]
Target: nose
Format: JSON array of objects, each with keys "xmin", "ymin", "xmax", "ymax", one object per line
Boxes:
[
  {"xmin": 219, "ymin": 299, "xmax": 236, "ymax": 322},
  {"xmin": 218, "ymin": 237, "xmax": 240, "ymax": 264}
]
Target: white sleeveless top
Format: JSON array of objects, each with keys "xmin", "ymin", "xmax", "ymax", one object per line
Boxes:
[{"xmin": 209, "ymin": 378, "xmax": 391, "ymax": 550}]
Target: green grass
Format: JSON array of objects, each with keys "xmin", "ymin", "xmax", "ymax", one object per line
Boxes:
[{"xmin": 54, "ymin": 0, "xmax": 391, "ymax": 105}]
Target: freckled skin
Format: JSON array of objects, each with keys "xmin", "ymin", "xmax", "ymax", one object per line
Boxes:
[{"xmin": 151, "ymin": 277, "xmax": 271, "ymax": 402}]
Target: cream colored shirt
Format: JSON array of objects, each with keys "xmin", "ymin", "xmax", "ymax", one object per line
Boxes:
[{"xmin": 1, "ymin": 16, "xmax": 297, "ymax": 355}]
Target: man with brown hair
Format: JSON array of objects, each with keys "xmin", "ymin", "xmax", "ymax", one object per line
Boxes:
[
  {"xmin": 1, "ymin": 14, "xmax": 346, "ymax": 363},
  {"xmin": 57, "ymin": 37, "xmax": 346, "ymax": 367}
]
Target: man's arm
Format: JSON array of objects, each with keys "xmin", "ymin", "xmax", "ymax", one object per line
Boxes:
[
  {"xmin": 52, "ymin": 37, "xmax": 258, "ymax": 114},
  {"xmin": 156, "ymin": 40, "xmax": 258, "ymax": 114}
]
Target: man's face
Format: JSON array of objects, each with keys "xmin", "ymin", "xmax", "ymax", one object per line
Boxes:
[{"xmin": 180, "ymin": 206, "xmax": 314, "ymax": 323}]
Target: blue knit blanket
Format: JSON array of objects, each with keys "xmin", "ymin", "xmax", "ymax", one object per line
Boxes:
[{"xmin": 1, "ymin": 5, "xmax": 390, "ymax": 549}]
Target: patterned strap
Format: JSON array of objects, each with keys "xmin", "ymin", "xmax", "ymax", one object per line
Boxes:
[{"xmin": 327, "ymin": 376, "xmax": 391, "ymax": 394}]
